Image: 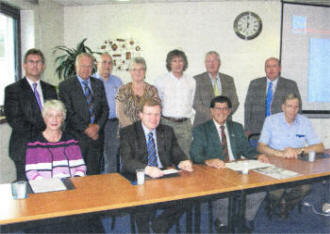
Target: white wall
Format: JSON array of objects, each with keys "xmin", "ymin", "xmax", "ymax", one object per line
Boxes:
[{"xmin": 63, "ymin": 1, "xmax": 281, "ymax": 125}]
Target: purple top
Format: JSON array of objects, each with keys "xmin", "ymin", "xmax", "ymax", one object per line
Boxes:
[{"xmin": 25, "ymin": 132, "xmax": 86, "ymax": 180}]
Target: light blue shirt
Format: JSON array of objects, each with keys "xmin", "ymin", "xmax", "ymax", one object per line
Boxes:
[
  {"xmin": 94, "ymin": 73, "xmax": 123, "ymax": 119},
  {"xmin": 77, "ymin": 76, "xmax": 93, "ymax": 94},
  {"xmin": 208, "ymin": 73, "xmax": 222, "ymax": 94},
  {"xmin": 259, "ymin": 112, "xmax": 321, "ymax": 150},
  {"xmin": 141, "ymin": 123, "xmax": 163, "ymax": 168}
]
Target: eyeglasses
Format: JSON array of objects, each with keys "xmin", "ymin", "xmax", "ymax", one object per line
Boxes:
[
  {"xmin": 213, "ymin": 107, "xmax": 229, "ymax": 112},
  {"xmin": 26, "ymin": 60, "xmax": 43, "ymax": 65}
]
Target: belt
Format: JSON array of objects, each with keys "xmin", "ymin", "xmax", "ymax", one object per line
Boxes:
[
  {"xmin": 108, "ymin": 118, "xmax": 118, "ymax": 121},
  {"xmin": 162, "ymin": 116, "xmax": 188, "ymax": 123}
]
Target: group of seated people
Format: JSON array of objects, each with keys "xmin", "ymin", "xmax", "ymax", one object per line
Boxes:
[{"xmin": 4, "ymin": 48, "xmax": 326, "ymax": 233}]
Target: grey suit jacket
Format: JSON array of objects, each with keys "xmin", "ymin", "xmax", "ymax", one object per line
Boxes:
[
  {"xmin": 193, "ymin": 72, "xmax": 239, "ymax": 127},
  {"xmin": 244, "ymin": 76, "xmax": 301, "ymax": 134},
  {"xmin": 120, "ymin": 121, "xmax": 188, "ymax": 174},
  {"xmin": 59, "ymin": 76, "xmax": 109, "ymax": 140}
]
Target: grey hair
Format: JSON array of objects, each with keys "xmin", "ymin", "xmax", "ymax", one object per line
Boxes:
[
  {"xmin": 75, "ymin": 53, "xmax": 95, "ymax": 67},
  {"xmin": 42, "ymin": 99, "xmax": 67, "ymax": 120},
  {"xmin": 205, "ymin": 51, "xmax": 221, "ymax": 63},
  {"xmin": 129, "ymin": 57, "xmax": 147, "ymax": 71}
]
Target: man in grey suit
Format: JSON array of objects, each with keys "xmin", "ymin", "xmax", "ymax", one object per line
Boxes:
[
  {"xmin": 244, "ymin": 57, "xmax": 301, "ymax": 135},
  {"xmin": 193, "ymin": 51, "xmax": 239, "ymax": 127}
]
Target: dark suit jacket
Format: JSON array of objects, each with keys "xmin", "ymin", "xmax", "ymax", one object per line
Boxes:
[
  {"xmin": 120, "ymin": 121, "xmax": 188, "ymax": 174},
  {"xmin": 4, "ymin": 78, "xmax": 57, "ymax": 162},
  {"xmin": 193, "ymin": 72, "xmax": 239, "ymax": 127},
  {"xmin": 58, "ymin": 76, "xmax": 109, "ymax": 140},
  {"xmin": 190, "ymin": 120, "xmax": 258, "ymax": 164},
  {"xmin": 244, "ymin": 76, "xmax": 301, "ymax": 134}
]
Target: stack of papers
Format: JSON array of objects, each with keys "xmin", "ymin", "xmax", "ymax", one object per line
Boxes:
[
  {"xmin": 225, "ymin": 160, "xmax": 273, "ymax": 171},
  {"xmin": 29, "ymin": 178, "xmax": 67, "ymax": 193},
  {"xmin": 254, "ymin": 167, "xmax": 300, "ymax": 179}
]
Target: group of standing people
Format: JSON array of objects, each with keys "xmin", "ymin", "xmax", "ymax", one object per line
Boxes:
[{"xmin": 4, "ymin": 47, "xmax": 325, "ymax": 233}]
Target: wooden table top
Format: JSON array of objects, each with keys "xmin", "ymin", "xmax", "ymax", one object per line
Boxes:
[{"xmin": 1, "ymin": 156, "xmax": 329, "ymax": 225}]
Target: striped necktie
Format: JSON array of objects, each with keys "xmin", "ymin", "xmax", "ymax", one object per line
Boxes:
[
  {"xmin": 82, "ymin": 80, "xmax": 95, "ymax": 123},
  {"xmin": 147, "ymin": 132, "xmax": 158, "ymax": 167},
  {"xmin": 265, "ymin": 81, "xmax": 273, "ymax": 116},
  {"xmin": 32, "ymin": 83, "xmax": 42, "ymax": 111},
  {"xmin": 220, "ymin": 126, "xmax": 229, "ymax": 161}
]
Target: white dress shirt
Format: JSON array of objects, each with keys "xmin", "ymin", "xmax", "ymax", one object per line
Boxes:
[
  {"xmin": 213, "ymin": 119, "xmax": 235, "ymax": 161},
  {"xmin": 26, "ymin": 77, "xmax": 45, "ymax": 105},
  {"xmin": 154, "ymin": 72, "xmax": 196, "ymax": 118}
]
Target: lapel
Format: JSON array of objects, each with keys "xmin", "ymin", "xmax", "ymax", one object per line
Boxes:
[
  {"xmin": 21, "ymin": 78, "xmax": 42, "ymax": 116},
  {"xmin": 207, "ymin": 120, "xmax": 222, "ymax": 154},
  {"xmin": 156, "ymin": 125, "xmax": 166, "ymax": 164},
  {"xmin": 203, "ymin": 72, "xmax": 215, "ymax": 98},
  {"xmin": 226, "ymin": 121, "xmax": 237, "ymax": 159},
  {"xmin": 272, "ymin": 77, "xmax": 282, "ymax": 102},
  {"xmin": 135, "ymin": 121, "xmax": 148, "ymax": 160},
  {"xmin": 73, "ymin": 76, "xmax": 90, "ymax": 114}
]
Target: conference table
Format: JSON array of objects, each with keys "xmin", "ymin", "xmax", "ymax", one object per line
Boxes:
[{"xmin": 0, "ymin": 155, "xmax": 329, "ymax": 232}]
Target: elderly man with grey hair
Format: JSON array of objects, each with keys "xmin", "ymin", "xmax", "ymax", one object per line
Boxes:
[
  {"xmin": 193, "ymin": 51, "xmax": 239, "ymax": 127},
  {"xmin": 59, "ymin": 53, "xmax": 109, "ymax": 175}
]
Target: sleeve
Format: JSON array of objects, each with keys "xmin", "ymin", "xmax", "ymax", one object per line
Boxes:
[
  {"xmin": 192, "ymin": 78, "xmax": 209, "ymax": 119},
  {"xmin": 228, "ymin": 78, "xmax": 240, "ymax": 115},
  {"xmin": 258, "ymin": 117, "xmax": 272, "ymax": 145},
  {"xmin": 244, "ymin": 81, "xmax": 254, "ymax": 132},
  {"xmin": 190, "ymin": 126, "xmax": 208, "ymax": 164},
  {"xmin": 120, "ymin": 127, "xmax": 147, "ymax": 174},
  {"xmin": 292, "ymin": 81, "xmax": 303, "ymax": 113},
  {"xmin": 304, "ymin": 119, "xmax": 321, "ymax": 145},
  {"xmin": 25, "ymin": 144, "xmax": 43, "ymax": 180},
  {"xmin": 65, "ymin": 141, "xmax": 87, "ymax": 177},
  {"xmin": 116, "ymin": 87, "xmax": 134, "ymax": 128}
]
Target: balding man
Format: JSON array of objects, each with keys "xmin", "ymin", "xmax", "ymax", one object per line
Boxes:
[
  {"xmin": 94, "ymin": 53, "xmax": 123, "ymax": 173},
  {"xmin": 59, "ymin": 53, "xmax": 109, "ymax": 175},
  {"xmin": 244, "ymin": 57, "xmax": 301, "ymax": 135},
  {"xmin": 193, "ymin": 51, "xmax": 239, "ymax": 127}
]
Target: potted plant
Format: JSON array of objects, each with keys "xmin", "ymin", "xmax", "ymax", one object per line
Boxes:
[{"xmin": 53, "ymin": 38, "xmax": 100, "ymax": 80}]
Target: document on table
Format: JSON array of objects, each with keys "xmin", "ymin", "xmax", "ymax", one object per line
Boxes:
[
  {"xmin": 225, "ymin": 160, "xmax": 273, "ymax": 171},
  {"xmin": 29, "ymin": 178, "xmax": 67, "ymax": 193},
  {"xmin": 163, "ymin": 168, "xmax": 180, "ymax": 175},
  {"xmin": 254, "ymin": 166, "xmax": 300, "ymax": 179}
]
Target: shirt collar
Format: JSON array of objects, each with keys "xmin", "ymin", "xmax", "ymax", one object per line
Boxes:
[
  {"xmin": 77, "ymin": 75, "xmax": 90, "ymax": 85},
  {"xmin": 280, "ymin": 112, "xmax": 298, "ymax": 126},
  {"xmin": 141, "ymin": 122, "xmax": 156, "ymax": 136},
  {"xmin": 170, "ymin": 71, "xmax": 183, "ymax": 80},
  {"xmin": 213, "ymin": 119, "xmax": 227, "ymax": 129},
  {"xmin": 25, "ymin": 77, "xmax": 41, "ymax": 89},
  {"xmin": 208, "ymin": 72, "xmax": 220, "ymax": 80}
]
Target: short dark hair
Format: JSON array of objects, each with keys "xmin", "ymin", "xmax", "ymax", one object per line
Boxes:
[
  {"xmin": 23, "ymin": 48, "xmax": 45, "ymax": 64},
  {"xmin": 166, "ymin": 49, "xmax": 188, "ymax": 72},
  {"xmin": 210, "ymin": 96, "xmax": 232, "ymax": 109},
  {"xmin": 138, "ymin": 98, "xmax": 162, "ymax": 113}
]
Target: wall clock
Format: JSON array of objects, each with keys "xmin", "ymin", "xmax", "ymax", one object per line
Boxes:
[{"xmin": 233, "ymin": 11, "xmax": 262, "ymax": 40}]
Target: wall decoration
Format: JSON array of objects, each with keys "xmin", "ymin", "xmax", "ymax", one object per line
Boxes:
[{"xmin": 99, "ymin": 38, "xmax": 142, "ymax": 72}]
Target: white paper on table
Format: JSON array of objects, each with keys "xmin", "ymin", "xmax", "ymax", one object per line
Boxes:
[
  {"xmin": 29, "ymin": 178, "xmax": 67, "ymax": 193},
  {"xmin": 254, "ymin": 166, "xmax": 300, "ymax": 179},
  {"xmin": 163, "ymin": 168, "xmax": 180, "ymax": 175},
  {"xmin": 225, "ymin": 160, "xmax": 273, "ymax": 171}
]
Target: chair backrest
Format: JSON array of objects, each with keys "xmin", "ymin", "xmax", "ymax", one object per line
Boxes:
[{"xmin": 248, "ymin": 133, "xmax": 260, "ymax": 149}]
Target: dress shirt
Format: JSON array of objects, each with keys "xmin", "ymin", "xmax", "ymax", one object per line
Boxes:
[
  {"xmin": 208, "ymin": 73, "xmax": 222, "ymax": 94},
  {"xmin": 266, "ymin": 77, "xmax": 279, "ymax": 95},
  {"xmin": 213, "ymin": 119, "xmax": 235, "ymax": 161},
  {"xmin": 94, "ymin": 73, "xmax": 123, "ymax": 119},
  {"xmin": 259, "ymin": 112, "xmax": 321, "ymax": 150},
  {"xmin": 26, "ymin": 77, "xmax": 44, "ymax": 105},
  {"xmin": 141, "ymin": 123, "xmax": 163, "ymax": 168},
  {"xmin": 77, "ymin": 76, "xmax": 93, "ymax": 94},
  {"xmin": 154, "ymin": 72, "xmax": 196, "ymax": 118}
]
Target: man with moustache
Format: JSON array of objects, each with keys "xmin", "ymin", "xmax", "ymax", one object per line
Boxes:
[
  {"xmin": 5, "ymin": 48, "xmax": 57, "ymax": 180},
  {"xmin": 193, "ymin": 51, "xmax": 239, "ymax": 127},
  {"xmin": 59, "ymin": 53, "xmax": 108, "ymax": 175},
  {"xmin": 244, "ymin": 57, "xmax": 301, "ymax": 135},
  {"xmin": 95, "ymin": 53, "xmax": 123, "ymax": 173}
]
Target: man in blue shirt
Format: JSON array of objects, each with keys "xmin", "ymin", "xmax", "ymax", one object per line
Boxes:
[
  {"xmin": 95, "ymin": 53, "xmax": 123, "ymax": 173},
  {"xmin": 258, "ymin": 93, "xmax": 324, "ymax": 217}
]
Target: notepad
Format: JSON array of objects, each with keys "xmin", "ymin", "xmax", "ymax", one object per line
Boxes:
[{"xmin": 29, "ymin": 178, "xmax": 67, "ymax": 193}]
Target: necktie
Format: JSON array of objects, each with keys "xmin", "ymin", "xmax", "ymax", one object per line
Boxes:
[
  {"xmin": 32, "ymin": 83, "xmax": 42, "ymax": 111},
  {"xmin": 213, "ymin": 78, "xmax": 221, "ymax": 96},
  {"xmin": 265, "ymin": 81, "xmax": 273, "ymax": 116},
  {"xmin": 147, "ymin": 132, "xmax": 158, "ymax": 167},
  {"xmin": 220, "ymin": 126, "xmax": 229, "ymax": 161},
  {"xmin": 83, "ymin": 81, "xmax": 95, "ymax": 123}
]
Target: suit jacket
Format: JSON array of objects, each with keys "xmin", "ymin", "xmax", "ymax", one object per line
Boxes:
[
  {"xmin": 244, "ymin": 76, "xmax": 301, "ymax": 134},
  {"xmin": 4, "ymin": 78, "xmax": 57, "ymax": 162},
  {"xmin": 193, "ymin": 72, "xmax": 239, "ymax": 127},
  {"xmin": 58, "ymin": 76, "xmax": 109, "ymax": 140},
  {"xmin": 190, "ymin": 120, "xmax": 258, "ymax": 164},
  {"xmin": 120, "ymin": 121, "xmax": 188, "ymax": 174}
]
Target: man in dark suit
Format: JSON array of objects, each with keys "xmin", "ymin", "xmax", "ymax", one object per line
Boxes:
[
  {"xmin": 120, "ymin": 98, "xmax": 193, "ymax": 233},
  {"xmin": 190, "ymin": 96, "xmax": 268, "ymax": 233},
  {"xmin": 193, "ymin": 51, "xmax": 239, "ymax": 127},
  {"xmin": 5, "ymin": 48, "xmax": 57, "ymax": 180},
  {"xmin": 244, "ymin": 57, "xmax": 301, "ymax": 135},
  {"xmin": 59, "ymin": 53, "xmax": 108, "ymax": 175}
]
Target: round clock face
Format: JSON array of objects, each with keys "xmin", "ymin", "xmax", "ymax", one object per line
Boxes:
[{"xmin": 233, "ymin": 11, "xmax": 262, "ymax": 40}]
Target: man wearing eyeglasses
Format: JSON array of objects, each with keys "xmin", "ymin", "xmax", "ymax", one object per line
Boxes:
[
  {"xmin": 190, "ymin": 95, "xmax": 268, "ymax": 233},
  {"xmin": 5, "ymin": 48, "xmax": 57, "ymax": 180}
]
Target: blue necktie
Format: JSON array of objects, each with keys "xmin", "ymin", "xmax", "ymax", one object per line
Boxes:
[
  {"xmin": 83, "ymin": 81, "xmax": 95, "ymax": 123},
  {"xmin": 265, "ymin": 82, "xmax": 273, "ymax": 116},
  {"xmin": 147, "ymin": 132, "xmax": 158, "ymax": 167},
  {"xmin": 32, "ymin": 83, "xmax": 42, "ymax": 111}
]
